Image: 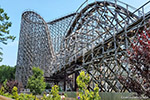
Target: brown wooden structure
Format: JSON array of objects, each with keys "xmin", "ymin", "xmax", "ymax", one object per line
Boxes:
[{"xmin": 16, "ymin": 0, "xmax": 150, "ymax": 92}]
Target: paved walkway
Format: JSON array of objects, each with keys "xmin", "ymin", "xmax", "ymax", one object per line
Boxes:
[{"xmin": 0, "ymin": 95, "xmax": 13, "ymax": 100}]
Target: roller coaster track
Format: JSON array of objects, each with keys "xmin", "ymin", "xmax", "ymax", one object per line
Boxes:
[{"xmin": 16, "ymin": 0, "xmax": 150, "ymax": 92}]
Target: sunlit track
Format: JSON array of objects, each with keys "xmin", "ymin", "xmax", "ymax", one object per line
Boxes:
[{"xmin": 16, "ymin": 0, "xmax": 150, "ymax": 91}]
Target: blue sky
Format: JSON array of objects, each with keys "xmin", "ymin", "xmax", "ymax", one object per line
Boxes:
[{"xmin": 0, "ymin": 0, "xmax": 149, "ymax": 66}]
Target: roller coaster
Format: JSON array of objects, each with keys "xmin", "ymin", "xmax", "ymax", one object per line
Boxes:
[{"xmin": 16, "ymin": 0, "xmax": 150, "ymax": 92}]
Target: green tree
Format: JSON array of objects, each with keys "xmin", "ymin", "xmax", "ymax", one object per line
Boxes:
[
  {"xmin": 0, "ymin": 7, "xmax": 15, "ymax": 62},
  {"xmin": 27, "ymin": 67, "xmax": 46, "ymax": 95},
  {"xmin": 0, "ymin": 65, "xmax": 16, "ymax": 83},
  {"xmin": 76, "ymin": 71, "xmax": 101, "ymax": 100}
]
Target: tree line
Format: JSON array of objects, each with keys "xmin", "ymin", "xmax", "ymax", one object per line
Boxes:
[{"xmin": 0, "ymin": 65, "xmax": 16, "ymax": 83}]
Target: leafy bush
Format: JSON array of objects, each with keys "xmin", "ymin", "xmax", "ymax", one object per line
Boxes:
[
  {"xmin": 51, "ymin": 85, "xmax": 61, "ymax": 100},
  {"xmin": 42, "ymin": 85, "xmax": 61, "ymax": 100},
  {"xmin": 0, "ymin": 83, "xmax": 12, "ymax": 98},
  {"xmin": 12, "ymin": 86, "xmax": 19, "ymax": 100},
  {"xmin": 76, "ymin": 71, "xmax": 101, "ymax": 100},
  {"xmin": 4, "ymin": 80, "xmax": 23, "ymax": 93},
  {"xmin": 18, "ymin": 93, "xmax": 38, "ymax": 100},
  {"xmin": 0, "ymin": 86, "xmax": 38, "ymax": 100},
  {"xmin": 27, "ymin": 67, "xmax": 46, "ymax": 95},
  {"xmin": 0, "ymin": 86, "xmax": 5, "ymax": 95}
]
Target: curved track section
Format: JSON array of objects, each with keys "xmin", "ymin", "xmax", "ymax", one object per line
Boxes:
[{"xmin": 16, "ymin": 11, "xmax": 54, "ymax": 86}]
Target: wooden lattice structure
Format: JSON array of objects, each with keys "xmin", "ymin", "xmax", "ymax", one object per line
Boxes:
[{"xmin": 16, "ymin": 0, "xmax": 150, "ymax": 92}]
